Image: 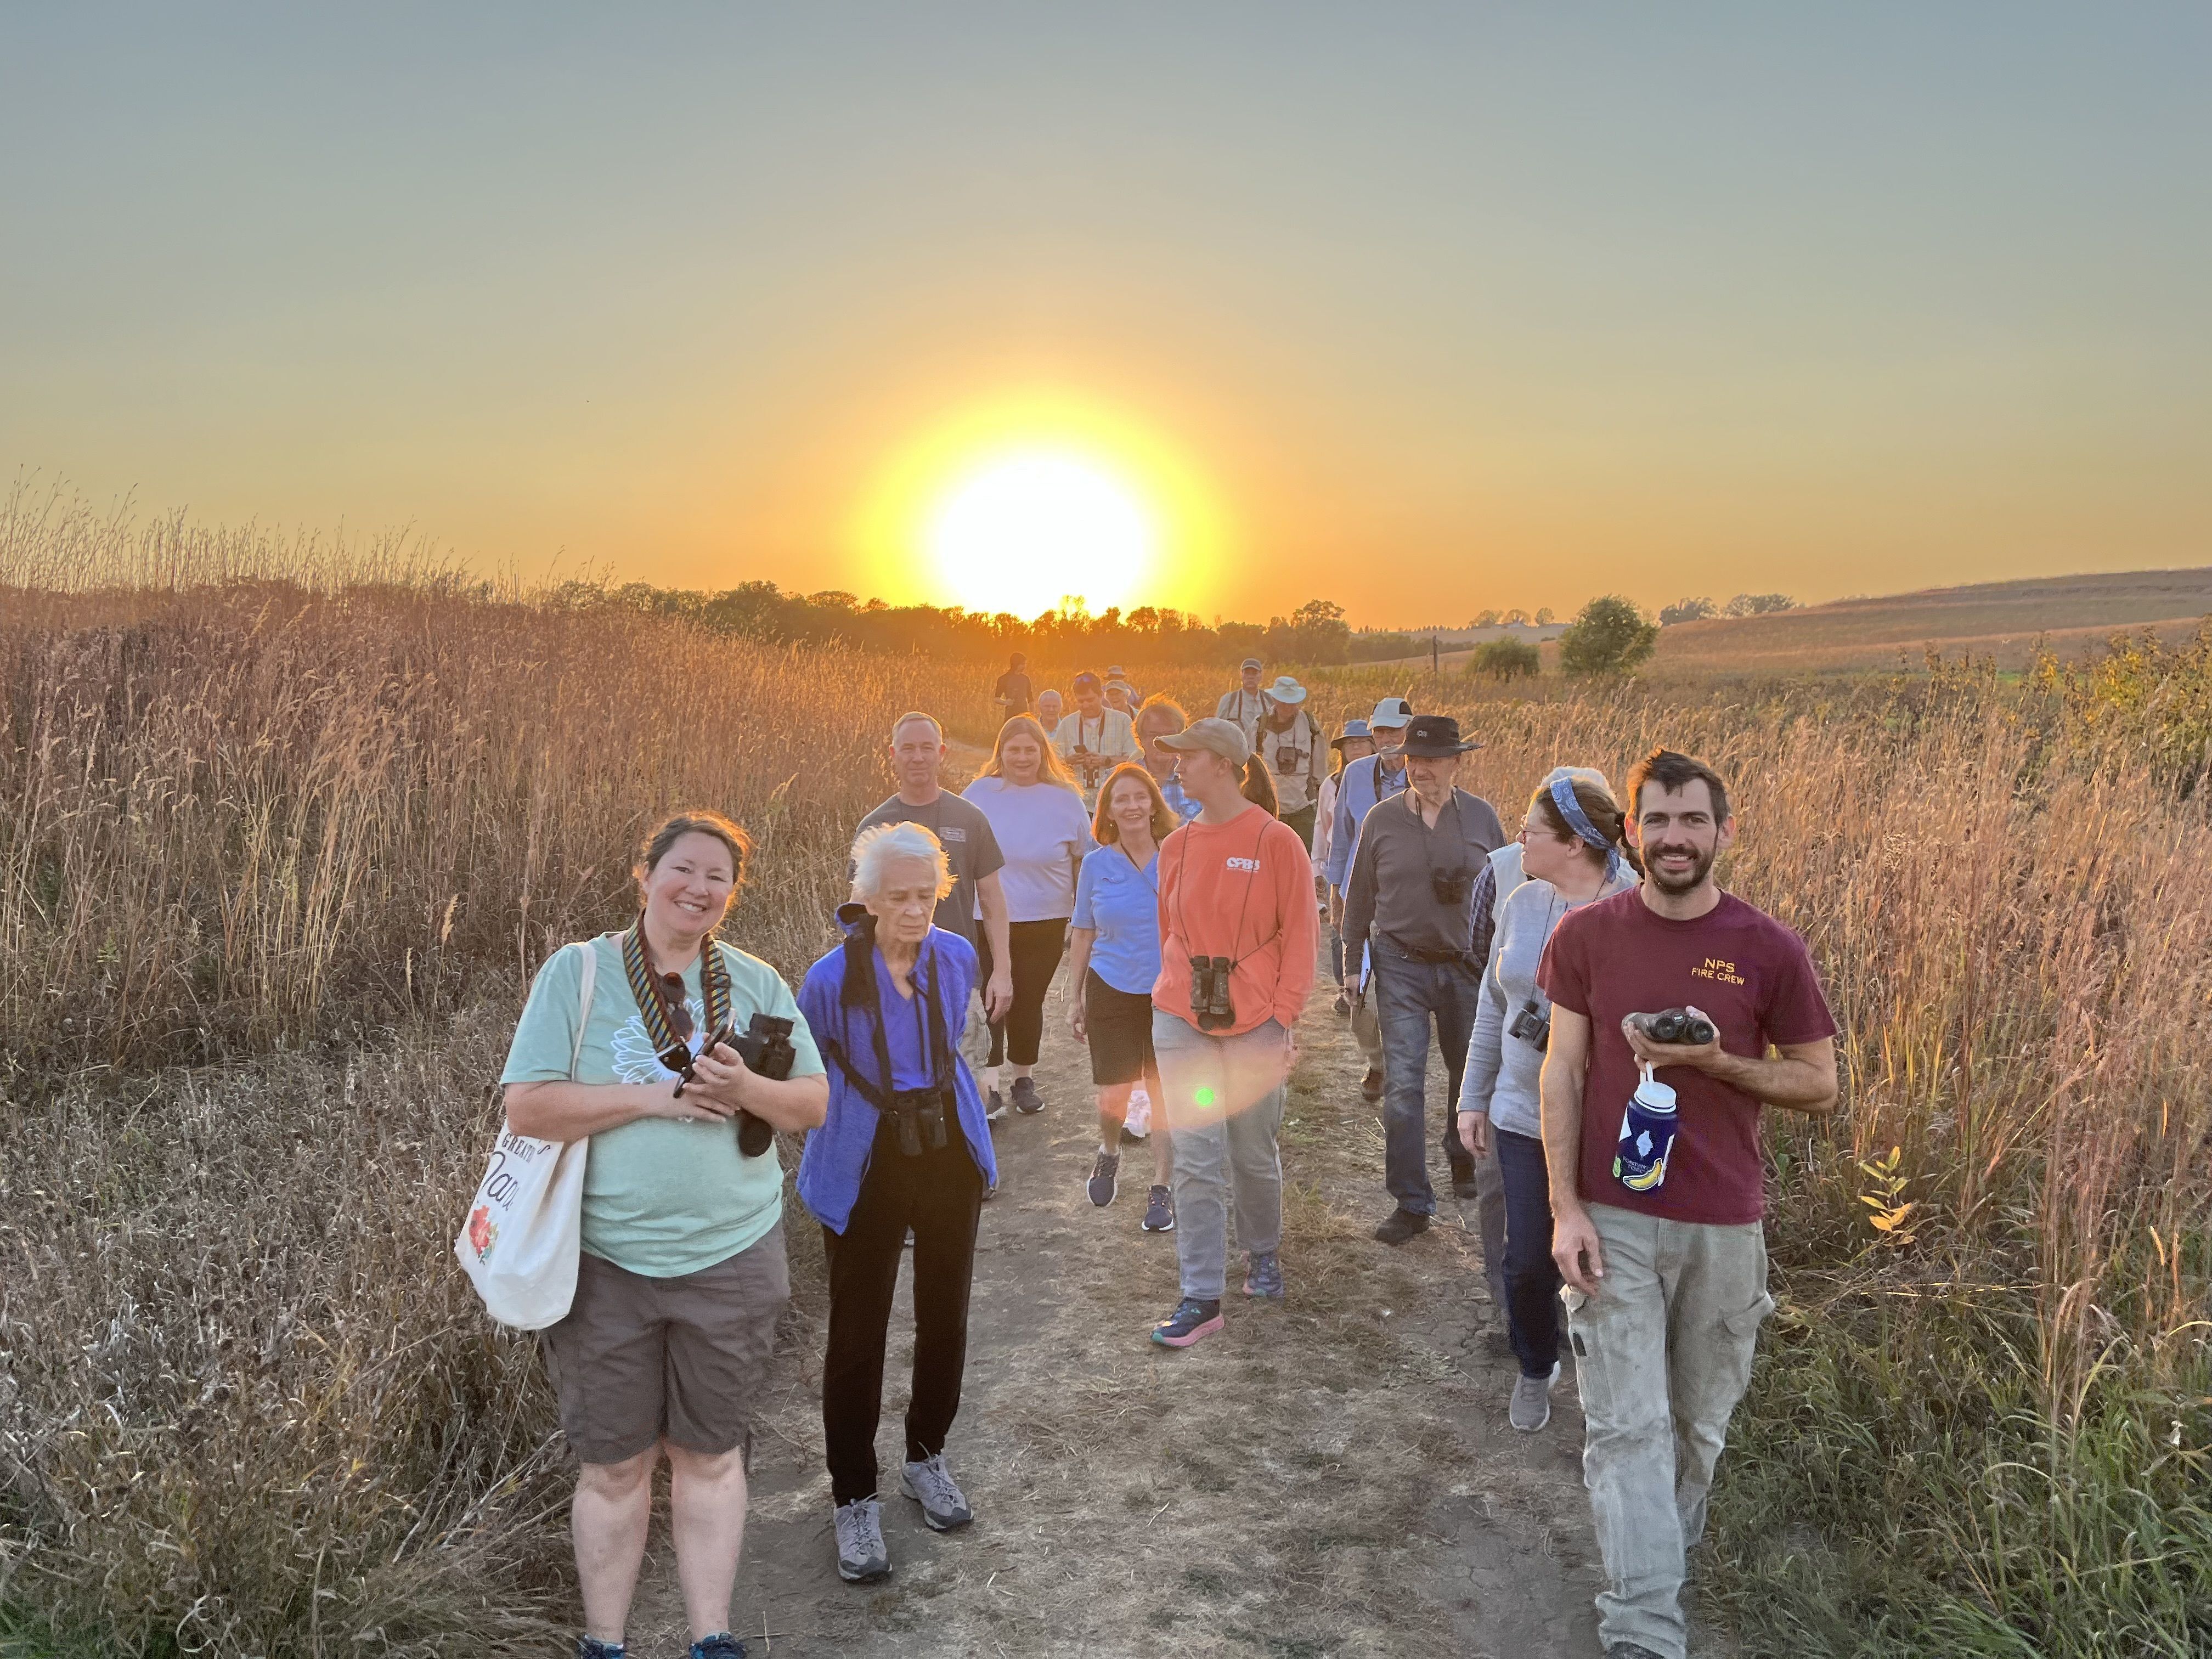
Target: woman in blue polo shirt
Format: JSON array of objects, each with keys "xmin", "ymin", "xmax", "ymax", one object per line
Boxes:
[{"xmin": 1066, "ymin": 762, "xmax": 1177, "ymax": 1233}]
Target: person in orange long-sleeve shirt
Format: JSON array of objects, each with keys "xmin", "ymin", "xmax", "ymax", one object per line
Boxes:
[{"xmin": 1146, "ymin": 718, "xmax": 1317, "ymax": 1348}]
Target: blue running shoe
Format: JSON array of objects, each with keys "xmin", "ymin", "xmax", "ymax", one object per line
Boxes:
[
  {"xmin": 1244, "ymin": 1250, "xmax": 1285, "ymax": 1299},
  {"xmin": 1150, "ymin": 1297, "xmax": 1224, "ymax": 1348},
  {"xmin": 690, "ymin": 1636, "xmax": 747, "ymax": 1659}
]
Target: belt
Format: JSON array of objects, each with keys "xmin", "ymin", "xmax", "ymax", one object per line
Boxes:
[{"xmin": 1379, "ymin": 934, "xmax": 1475, "ymax": 968}]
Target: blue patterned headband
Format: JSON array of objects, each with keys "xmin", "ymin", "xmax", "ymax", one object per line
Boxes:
[{"xmin": 1550, "ymin": 775, "xmax": 1627, "ymax": 882}]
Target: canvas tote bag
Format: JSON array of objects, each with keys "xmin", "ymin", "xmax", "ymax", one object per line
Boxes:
[{"xmin": 454, "ymin": 936, "xmax": 603, "ymax": 1329}]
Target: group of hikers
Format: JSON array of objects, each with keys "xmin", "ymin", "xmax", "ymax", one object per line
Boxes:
[{"xmin": 495, "ymin": 656, "xmax": 1839, "ymax": 1659}]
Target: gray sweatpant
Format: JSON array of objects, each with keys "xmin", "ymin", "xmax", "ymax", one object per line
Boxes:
[
  {"xmin": 1153, "ymin": 1012, "xmax": 1288, "ymax": 1302},
  {"xmin": 1562, "ymin": 1204, "xmax": 1774, "ymax": 1659}
]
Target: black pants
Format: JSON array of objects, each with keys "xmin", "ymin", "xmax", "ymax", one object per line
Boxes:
[
  {"xmin": 1495, "ymin": 1127, "xmax": 1562, "ymax": 1377},
  {"xmin": 977, "ymin": 917, "xmax": 1068, "ymax": 1068},
  {"xmin": 821, "ymin": 1119, "xmax": 986, "ymax": 1504}
]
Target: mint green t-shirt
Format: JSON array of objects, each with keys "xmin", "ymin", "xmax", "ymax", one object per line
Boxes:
[{"xmin": 499, "ymin": 934, "xmax": 826, "ymax": 1277}]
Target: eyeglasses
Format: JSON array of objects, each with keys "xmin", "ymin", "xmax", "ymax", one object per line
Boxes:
[{"xmin": 1517, "ymin": 822, "xmax": 1573, "ymax": 845}]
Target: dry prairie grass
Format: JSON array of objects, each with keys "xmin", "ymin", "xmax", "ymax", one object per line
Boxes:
[{"xmin": 3, "ymin": 561, "xmax": 2209, "ymax": 1655}]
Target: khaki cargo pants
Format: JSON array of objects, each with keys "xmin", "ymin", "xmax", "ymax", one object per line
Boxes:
[{"xmin": 1562, "ymin": 1204, "xmax": 1774, "ymax": 1659}]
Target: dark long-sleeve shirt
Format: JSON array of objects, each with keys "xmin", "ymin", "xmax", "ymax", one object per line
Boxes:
[{"xmin": 1341, "ymin": 787, "xmax": 1507, "ymax": 962}]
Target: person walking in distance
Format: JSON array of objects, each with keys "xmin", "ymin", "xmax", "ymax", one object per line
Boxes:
[
  {"xmin": 961, "ymin": 716, "xmax": 1093, "ymax": 1118},
  {"xmin": 1053, "ymin": 670, "xmax": 1140, "ymax": 808},
  {"xmin": 1539, "ymin": 749, "xmax": 1838, "ymax": 1659},
  {"xmin": 1104, "ymin": 675, "xmax": 1139, "ymax": 720},
  {"xmin": 1136, "ymin": 696, "xmax": 1203, "ymax": 824},
  {"xmin": 855, "ymin": 713, "xmax": 1014, "ymax": 1037},
  {"xmin": 1215, "ymin": 656, "xmax": 1272, "ymax": 741},
  {"xmin": 1105, "ymin": 663, "xmax": 1144, "ymax": 706},
  {"xmin": 992, "ymin": 652, "xmax": 1034, "ymax": 722},
  {"xmin": 1035, "ymin": 687, "xmax": 1065, "ymax": 741},
  {"xmin": 1312, "ymin": 719, "xmax": 1375, "ymax": 1018},
  {"xmin": 498, "ymin": 812, "xmax": 830, "ymax": 1659},
  {"xmin": 1325, "ymin": 697, "xmax": 1412, "ymax": 1102},
  {"xmin": 1340, "ymin": 715, "xmax": 1505, "ymax": 1245},
  {"xmin": 1458, "ymin": 771, "xmax": 1637, "ymax": 1432},
  {"xmin": 1145, "ymin": 718, "xmax": 1317, "ymax": 1347},
  {"xmin": 1254, "ymin": 675, "xmax": 1326, "ymax": 849},
  {"xmin": 1066, "ymin": 762, "xmax": 1179, "ymax": 1232},
  {"xmin": 799, "ymin": 823, "xmax": 1000, "ymax": 1584}
]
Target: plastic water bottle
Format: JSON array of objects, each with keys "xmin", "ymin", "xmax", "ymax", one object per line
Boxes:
[{"xmin": 1613, "ymin": 1062, "xmax": 1679, "ymax": 1194}]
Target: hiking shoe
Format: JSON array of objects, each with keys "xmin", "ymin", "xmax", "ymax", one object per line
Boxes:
[
  {"xmin": 1087, "ymin": 1149, "xmax": 1120, "ymax": 1207},
  {"xmin": 900, "ymin": 1453, "xmax": 974, "ymax": 1531},
  {"xmin": 1150, "ymin": 1296, "xmax": 1224, "ymax": 1347},
  {"xmin": 1243, "ymin": 1250, "xmax": 1285, "ymax": 1299},
  {"xmin": 1333, "ymin": 989, "xmax": 1350, "ymax": 1017},
  {"xmin": 833, "ymin": 1496, "xmax": 890, "ymax": 1582},
  {"xmin": 689, "ymin": 1635, "xmax": 747, "ymax": 1659},
  {"xmin": 1510, "ymin": 1362, "xmax": 1562, "ymax": 1432},
  {"xmin": 1012, "ymin": 1076, "xmax": 1044, "ymax": 1115},
  {"xmin": 1361, "ymin": 1067, "xmax": 1384, "ymax": 1102},
  {"xmin": 1373, "ymin": 1207, "xmax": 1431, "ymax": 1246},
  {"xmin": 1448, "ymin": 1155, "xmax": 1479, "ymax": 1199},
  {"xmin": 575, "ymin": 1639, "xmax": 625, "ymax": 1659},
  {"xmin": 1140, "ymin": 1184, "xmax": 1176, "ymax": 1232},
  {"xmin": 985, "ymin": 1087, "xmax": 1008, "ymax": 1122}
]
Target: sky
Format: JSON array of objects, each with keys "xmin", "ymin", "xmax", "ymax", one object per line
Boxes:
[{"xmin": 4, "ymin": 4, "xmax": 2208, "ymax": 627}]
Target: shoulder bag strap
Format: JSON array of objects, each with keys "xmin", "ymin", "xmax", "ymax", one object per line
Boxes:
[{"xmin": 569, "ymin": 939, "xmax": 601, "ymax": 1081}]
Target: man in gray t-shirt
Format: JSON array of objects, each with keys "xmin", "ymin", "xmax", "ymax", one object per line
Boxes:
[{"xmin": 855, "ymin": 712, "xmax": 1012, "ymax": 1019}]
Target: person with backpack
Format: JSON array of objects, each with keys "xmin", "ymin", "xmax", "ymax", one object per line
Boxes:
[
  {"xmin": 498, "ymin": 811, "xmax": 828, "ymax": 1659},
  {"xmin": 797, "ymin": 821, "xmax": 1000, "ymax": 1586},
  {"xmin": 1254, "ymin": 675, "xmax": 1326, "ymax": 848},
  {"xmin": 1324, "ymin": 696, "xmax": 1412, "ymax": 1102}
]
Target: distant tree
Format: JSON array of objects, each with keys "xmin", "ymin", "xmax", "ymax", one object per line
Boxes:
[
  {"xmin": 1660, "ymin": 596, "xmax": 1718, "ymax": 626},
  {"xmin": 1559, "ymin": 595, "xmax": 1658, "ymax": 678},
  {"xmin": 1288, "ymin": 597, "xmax": 1353, "ymax": 664},
  {"xmin": 1724, "ymin": 592, "xmax": 1797, "ymax": 617},
  {"xmin": 1466, "ymin": 636, "xmax": 1541, "ymax": 681},
  {"xmin": 1471, "ymin": 608, "xmax": 1501, "ymax": 628},
  {"xmin": 1503, "ymin": 607, "xmax": 1531, "ymax": 626},
  {"xmin": 1534, "ymin": 606, "xmax": 1556, "ymax": 625}
]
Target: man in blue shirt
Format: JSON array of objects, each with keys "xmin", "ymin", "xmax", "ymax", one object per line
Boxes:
[{"xmin": 1325, "ymin": 697, "xmax": 1412, "ymax": 1099}]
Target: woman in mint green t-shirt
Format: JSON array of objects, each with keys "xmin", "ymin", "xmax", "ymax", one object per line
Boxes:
[{"xmin": 499, "ymin": 810, "xmax": 827, "ymax": 1659}]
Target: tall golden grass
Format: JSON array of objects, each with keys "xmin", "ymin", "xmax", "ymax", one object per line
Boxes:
[{"xmin": 2, "ymin": 557, "xmax": 2207, "ymax": 1654}]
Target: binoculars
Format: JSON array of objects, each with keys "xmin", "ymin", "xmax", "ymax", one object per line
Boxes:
[
  {"xmin": 1431, "ymin": 868, "xmax": 1472, "ymax": 906},
  {"xmin": 669, "ymin": 1012, "xmax": 797, "ymax": 1157},
  {"xmin": 1188, "ymin": 953, "xmax": 1237, "ymax": 1031},
  {"xmin": 1507, "ymin": 997, "xmax": 1551, "ymax": 1051},
  {"xmin": 1633, "ymin": 1007, "xmax": 1716, "ymax": 1047},
  {"xmin": 888, "ymin": 1085, "xmax": 953, "ymax": 1158}
]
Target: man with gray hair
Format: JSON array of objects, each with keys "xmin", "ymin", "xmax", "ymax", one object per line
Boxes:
[{"xmin": 855, "ymin": 712, "xmax": 1013, "ymax": 1028}]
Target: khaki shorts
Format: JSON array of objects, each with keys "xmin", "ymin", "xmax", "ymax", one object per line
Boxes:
[{"xmin": 541, "ymin": 1226, "xmax": 789, "ymax": 1465}]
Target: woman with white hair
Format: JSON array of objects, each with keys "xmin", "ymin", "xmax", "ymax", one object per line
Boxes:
[{"xmin": 798, "ymin": 821, "xmax": 999, "ymax": 1584}]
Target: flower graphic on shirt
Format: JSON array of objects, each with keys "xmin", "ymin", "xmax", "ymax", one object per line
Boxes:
[
  {"xmin": 606, "ymin": 993, "xmax": 706, "ymax": 1084},
  {"xmin": 466, "ymin": 1204, "xmax": 497, "ymax": 1260}
]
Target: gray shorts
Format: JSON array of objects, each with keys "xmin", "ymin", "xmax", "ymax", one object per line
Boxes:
[{"xmin": 540, "ymin": 1226, "xmax": 789, "ymax": 1465}]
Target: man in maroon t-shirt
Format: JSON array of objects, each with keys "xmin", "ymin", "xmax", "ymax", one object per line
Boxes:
[{"xmin": 1536, "ymin": 749, "xmax": 1838, "ymax": 1659}]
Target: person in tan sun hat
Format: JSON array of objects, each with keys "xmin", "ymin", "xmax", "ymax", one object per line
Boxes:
[{"xmin": 1253, "ymin": 675, "xmax": 1325, "ymax": 849}]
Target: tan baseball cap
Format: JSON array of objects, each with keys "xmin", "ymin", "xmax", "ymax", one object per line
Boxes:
[{"xmin": 1155, "ymin": 716, "xmax": 1252, "ymax": 767}]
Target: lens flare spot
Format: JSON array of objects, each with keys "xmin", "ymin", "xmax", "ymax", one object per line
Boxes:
[{"xmin": 1194, "ymin": 1087, "xmax": 1218, "ymax": 1108}]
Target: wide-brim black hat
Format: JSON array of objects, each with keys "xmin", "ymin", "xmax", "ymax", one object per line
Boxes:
[{"xmin": 1399, "ymin": 713, "xmax": 1482, "ymax": 757}]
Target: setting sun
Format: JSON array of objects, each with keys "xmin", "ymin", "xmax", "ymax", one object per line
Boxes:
[{"xmin": 924, "ymin": 448, "xmax": 1154, "ymax": 618}]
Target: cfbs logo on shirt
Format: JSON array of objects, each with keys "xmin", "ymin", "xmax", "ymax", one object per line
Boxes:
[{"xmin": 1224, "ymin": 856, "xmax": 1261, "ymax": 872}]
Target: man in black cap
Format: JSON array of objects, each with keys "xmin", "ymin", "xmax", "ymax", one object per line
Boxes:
[{"xmin": 1341, "ymin": 714, "xmax": 1506, "ymax": 1245}]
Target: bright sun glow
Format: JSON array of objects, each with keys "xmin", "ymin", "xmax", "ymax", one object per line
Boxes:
[{"xmin": 924, "ymin": 448, "xmax": 1155, "ymax": 618}]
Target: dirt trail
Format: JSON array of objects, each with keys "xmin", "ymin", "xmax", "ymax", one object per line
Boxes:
[{"xmin": 615, "ymin": 941, "xmax": 1672, "ymax": 1657}]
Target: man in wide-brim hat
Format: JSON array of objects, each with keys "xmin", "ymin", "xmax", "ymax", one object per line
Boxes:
[
  {"xmin": 1341, "ymin": 714, "xmax": 1508, "ymax": 1252},
  {"xmin": 1254, "ymin": 676, "xmax": 1325, "ymax": 850}
]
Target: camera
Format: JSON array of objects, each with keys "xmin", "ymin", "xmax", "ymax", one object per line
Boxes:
[
  {"xmin": 1430, "ymin": 867, "xmax": 1472, "ymax": 906},
  {"xmin": 1274, "ymin": 743, "xmax": 1302, "ymax": 775},
  {"xmin": 1188, "ymin": 953, "xmax": 1236, "ymax": 1031},
  {"xmin": 1634, "ymin": 1007, "xmax": 1716, "ymax": 1047},
  {"xmin": 673, "ymin": 1013, "xmax": 795, "ymax": 1157},
  {"xmin": 1507, "ymin": 998, "xmax": 1550, "ymax": 1051},
  {"xmin": 888, "ymin": 1085, "xmax": 953, "ymax": 1158}
]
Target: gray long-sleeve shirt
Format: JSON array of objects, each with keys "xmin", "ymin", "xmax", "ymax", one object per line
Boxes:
[
  {"xmin": 1459, "ymin": 867, "xmax": 1637, "ymax": 1138},
  {"xmin": 1340, "ymin": 786, "xmax": 1506, "ymax": 961}
]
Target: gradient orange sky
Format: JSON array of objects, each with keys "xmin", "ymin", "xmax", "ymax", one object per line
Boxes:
[{"xmin": 5, "ymin": 7, "xmax": 2208, "ymax": 626}]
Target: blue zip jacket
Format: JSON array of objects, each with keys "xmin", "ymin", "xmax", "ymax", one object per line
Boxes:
[{"xmin": 795, "ymin": 907, "xmax": 997, "ymax": 1233}]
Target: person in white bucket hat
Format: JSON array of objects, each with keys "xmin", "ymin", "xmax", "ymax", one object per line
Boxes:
[
  {"xmin": 1324, "ymin": 697, "xmax": 1412, "ymax": 1102},
  {"xmin": 1254, "ymin": 676, "xmax": 1325, "ymax": 849}
]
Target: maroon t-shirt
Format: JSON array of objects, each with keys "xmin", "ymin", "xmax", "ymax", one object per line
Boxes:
[{"xmin": 1538, "ymin": 888, "xmax": 1836, "ymax": 1226}]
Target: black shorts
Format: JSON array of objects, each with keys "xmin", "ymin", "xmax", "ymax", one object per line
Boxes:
[{"xmin": 1084, "ymin": 969, "xmax": 1159, "ymax": 1087}]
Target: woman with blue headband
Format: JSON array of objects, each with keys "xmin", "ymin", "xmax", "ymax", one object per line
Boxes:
[{"xmin": 1458, "ymin": 771, "xmax": 1634, "ymax": 1432}]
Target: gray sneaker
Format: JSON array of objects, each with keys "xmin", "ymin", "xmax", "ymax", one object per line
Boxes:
[
  {"xmin": 985, "ymin": 1087, "xmax": 1008, "ymax": 1122},
  {"xmin": 1604, "ymin": 1645, "xmax": 1668, "ymax": 1659},
  {"xmin": 833, "ymin": 1496, "xmax": 890, "ymax": 1582},
  {"xmin": 1086, "ymin": 1149, "xmax": 1120, "ymax": 1207},
  {"xmin": 1510, "ymin": 1361, "xmax": 1561, "ymax": 1432},
  {"xmin": 899, "ymin": 1453, "xmax": 974, "ymax": 1531}
]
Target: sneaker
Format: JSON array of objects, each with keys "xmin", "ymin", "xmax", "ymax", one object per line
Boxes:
[
  {"xmin": 1086, "ymin": 1149, "xmax": 1120, "ymax": 1207},
  {"xmin": 833, "ymin": 1496, "xmax": 891, "ymax": 1582},
  {"xmin": 1140, "ymin": 1184, "xmax": 1176, "ymax": 1232},
  {"xmin": 1448, "ymin": 1154, "xmax": 1479, "ymax": 1199},
  {"xmin": 900, "ymin": 1452, "xmax": 975, "ymax": 1531},
  {"xmin": 1373, "ymin": 1207, "xmax": 1431, "ymax": 1246},
  {"xmin": 1605, "ymin": 1646, "xmax": 1668, "ymax": 1659},
  {"xmin": 1243, "ymin": 1250, "xmax": 1285, "ymax": 1299},
  {"xmin": 575, "ymin": 1639, "xmax": 625, "ymax": 1659},
  {"xmin": 1360, "ymin": 1067, "xmax": 1384, "ymax": 1102},
  {"xmin": 985, "ymin": 1087, "xmax": 1008, "ymax": 1122},
  {"xmin": 1150, "ymin": 1296, "xmax": 1224, "ymax": 1347},
  {"xmin": 689, "ymin": 1635, "xmax": 747, "ymax": 1659},
  {"xmin": 1510, "ymin": 1362, "xmax": 1562, "ymax": 1433},
  {"xmin": 1333, "ymin": 989, "xmax": 1351, "ymax": 1018},
  {"xmin": 1011, "ymin": 1076, "xmax": 1044, "ymax": 1115},
  {"xmin": 1123, "ymin": 1085, "xmax": 1152, "ymax": 1139}
]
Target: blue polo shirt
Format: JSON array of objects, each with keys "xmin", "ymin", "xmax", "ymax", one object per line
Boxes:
[{"xmin": 1071, "ymin": 842, "xmax": 1164, "ymax": 995}]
